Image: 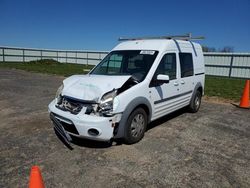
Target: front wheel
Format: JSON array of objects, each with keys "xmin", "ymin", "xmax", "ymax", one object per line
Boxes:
[
  {"xmin": 124, "ymin": 108, "xmax": 147, "ymax": 144},
  {"xmin": 189, "ymin": 90, "xmax": 202, "ymax": 113}
]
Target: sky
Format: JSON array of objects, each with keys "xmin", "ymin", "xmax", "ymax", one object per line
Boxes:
[{"xmin": 0, "ymin": 0, "xmax": 250, "ymax": 52}]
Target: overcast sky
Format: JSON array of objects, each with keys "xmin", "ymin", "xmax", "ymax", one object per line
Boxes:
[{"xmin": 0, "ymin": 0, "xmax": 249, "ymax": 52}]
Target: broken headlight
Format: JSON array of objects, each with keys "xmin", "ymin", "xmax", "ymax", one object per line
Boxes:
[
  {"xmin": 99, "ymin": 89, "xmax": 117, "ymax": 114},
  {"xmin": 55, "ymin": 84, "xmax": 64, "ymax": 103}
]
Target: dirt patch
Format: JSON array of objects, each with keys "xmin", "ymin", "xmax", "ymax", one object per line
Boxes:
[{"xmin": 203, "ymin": 95, "xmax": 237, "ymax": 105}]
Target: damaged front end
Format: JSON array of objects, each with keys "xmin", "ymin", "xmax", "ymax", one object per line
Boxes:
[
  {"xmin": 56, "ymin": 95, "xmax": 98, "ymax": 115},
  {"xmin": 55, "ymin": 75, "xmax": 139, "ymax": 117},
  {"xmin": 49, "ymin": 74, "xmax": 140, "ymax": 143}
]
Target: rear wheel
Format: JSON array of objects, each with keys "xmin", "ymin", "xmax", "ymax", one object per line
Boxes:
[
  {"xmin": 189, "ymin": 90, "xmax": 202, "ymax": 113},
  {"xmin": 124, "ymin": 108, "xmax": 147, "ymax": 144}
]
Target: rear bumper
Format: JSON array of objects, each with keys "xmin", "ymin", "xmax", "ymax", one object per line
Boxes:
[{"xmin": 48, "ymin": 99, "xmax": 118, "ymax": 141}]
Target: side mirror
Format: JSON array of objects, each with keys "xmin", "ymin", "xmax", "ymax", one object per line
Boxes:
[{"xmin": 157, "ymin": 74, "xmax": 169, "ymax": 83}]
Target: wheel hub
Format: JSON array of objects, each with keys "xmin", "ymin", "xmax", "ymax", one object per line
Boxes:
[{"xmin": 131, "ymin": 114, "xmax": 145, "ymax": 137}]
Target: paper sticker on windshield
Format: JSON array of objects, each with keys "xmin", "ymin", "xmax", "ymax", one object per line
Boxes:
[{"xmin": 140, "ymin": 50, "xmax": 155, "ymax": 55}]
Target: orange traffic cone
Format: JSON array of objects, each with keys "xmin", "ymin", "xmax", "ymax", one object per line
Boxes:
[
  {"xmin": 29, "ymin": 166, "xmax": 45, "ymax": 188},
  {"xmin": 239, "ymin": 80, "xmax": 250, "ymax": 109}
]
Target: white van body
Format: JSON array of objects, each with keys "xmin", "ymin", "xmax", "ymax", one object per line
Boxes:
[{"xmin": 48, "ymin": 38, "xmax": 205, "ymax": 144}]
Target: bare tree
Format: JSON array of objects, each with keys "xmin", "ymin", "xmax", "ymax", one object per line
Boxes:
[
  {"xmin": 202, "ymin": 46, "xmax": 216, "ymax": 52},
  {"xmin": 202, "ymin": 46, "xmax": 234, "ymax": 52},
  {"xmin": 219, "ymin": 46, "xmax": 234, "ymax": 52}
]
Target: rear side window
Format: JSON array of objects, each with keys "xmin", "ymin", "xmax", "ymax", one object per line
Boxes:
[
  {"xmin": 155, "ymin": 53, "xmax": 176, "ymax": 80},
  {"xmin": 179, "ymin": 53, "xmax": 194, "ymax": 78}
]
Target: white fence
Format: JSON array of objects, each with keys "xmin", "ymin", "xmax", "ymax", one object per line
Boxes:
[
  {"xmin": 204, "ymin": 52, "xmax": 250, "ymax": 79},
  {"xmin": 0, "ymin": 46, "xmax": 108, "ymax": 65},
  {"xmin": 0, "ymin": 46, "xmax": 250, "ymax": 79}
]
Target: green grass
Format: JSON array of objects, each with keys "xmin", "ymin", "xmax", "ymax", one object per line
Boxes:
[
  {"xmin": 0, "ymin": 59, "xmax": 95, "ymax": 77},
  {"xmin": 0, "ymin": 60, "xmax": 246, "ymax": 101},
  {"xmin": 205, "ymin": 76, "xmax": 245, "ymax": 101}
]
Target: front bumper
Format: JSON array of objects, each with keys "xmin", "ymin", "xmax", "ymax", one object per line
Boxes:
[{"xmin": 48, "ymin": 99, "xmax": 119, "ymax": 141}]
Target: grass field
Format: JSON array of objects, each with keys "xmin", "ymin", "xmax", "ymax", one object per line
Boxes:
[
  {"xmin": 0, "ymin": 60, "xmax": 95, "ymax": 77},
  {"xmin": 205, "ymin": 76, "xmax": 245, "ymax": 101},
  {"xmin": 0, "ymin": 60, "xmax": 246, "ymax": 101}
]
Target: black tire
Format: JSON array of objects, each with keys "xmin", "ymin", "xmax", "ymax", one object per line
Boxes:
[
  {"xmin": 189, "ymin": 90, "xmax": 202, "ymax": 113},
  {"xmin": 124, "ymin": 108, "xmax": 147, "ymax": 144}
]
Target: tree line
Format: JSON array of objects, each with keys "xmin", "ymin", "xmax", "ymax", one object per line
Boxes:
[{"xmin": 202, "ymin": 46, "xmax": 234, "ymax": 52}]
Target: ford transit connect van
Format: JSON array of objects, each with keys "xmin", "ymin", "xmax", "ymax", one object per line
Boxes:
[{"xmin": 48, "ymin": 35, "xmax": 205, "ymax": 144}]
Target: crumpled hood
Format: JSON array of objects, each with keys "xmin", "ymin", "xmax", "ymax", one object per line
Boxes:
[{"xmin": 62, "ymin": 74, "xmax": 131, "ymax": 102}]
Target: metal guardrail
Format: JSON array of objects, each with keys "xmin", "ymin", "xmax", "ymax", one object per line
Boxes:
[
  {"xmin": 0, "ymin": 46, "xmax": 250, "ymax": 79},
  {"xmin": 204, "ymin": 52, "xmax": 250, "ymax": 79},
  {"xmin": 0, "ymin": 46, "xmax": 109, "ymax": 65}
]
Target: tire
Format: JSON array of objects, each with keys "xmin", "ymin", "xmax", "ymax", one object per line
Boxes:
[
  {"xmin": 189, "ymin": 90, "xmax": 202, "ymax": 113},
  {"xmin": 124, "ymin": 108, "xmax": 147, "ymax": 144}
]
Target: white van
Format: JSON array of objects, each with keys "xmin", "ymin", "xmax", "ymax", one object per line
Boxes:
[{"xmin": 48, "ymin": 35, "xmax": 205, "ymax": 144}]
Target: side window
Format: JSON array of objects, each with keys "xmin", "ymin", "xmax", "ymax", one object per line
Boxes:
[
  {"xmin": 179, "ymin": 53, "xmax": 194, "ymax": 78},
  {"xmin": 155, "ymin": 53, "xmax": 176, "ymax": 80}
]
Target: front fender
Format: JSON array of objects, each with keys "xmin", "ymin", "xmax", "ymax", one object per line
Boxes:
[{"xmin": 114, "ymin": 97, "xmax": 152, "ymax": 139}]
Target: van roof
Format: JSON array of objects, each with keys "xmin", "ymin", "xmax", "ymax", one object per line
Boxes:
[{"xmin": 112, "ymin": 39, "xmax": 202, "ymax": 52}]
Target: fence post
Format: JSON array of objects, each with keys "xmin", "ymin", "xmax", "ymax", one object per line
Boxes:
[
  {"xmin": 22, "ymin": 49, "xmax": 25, "ymax": 63},
  {"xmin": 66, "ymin": 51, "xmax": 67, "ymax": 63},
  {"xmin": 2, "ymin": 48, "xmax": 5, "ymax": 63},
  {"xmin": 228, "ymin": 56, "xmax": 234, "ymax": 78},
  {"xmin": 86, "ymin": 52, "xmax": 88, "ymax": 65},
  {"xmin": 75, "ymin": 52, "xmax": 77, "ymax": 64},
  {"xmin": 40, "ymin": 50, "xmax": 43, "ymax": 60},
  {"xmin": 99, "ymin": 53, "xmax": 101, "ymax": 61},
  {"xmin": 57, "ymin": 51, "xmax": 59, "ymax": 62}
]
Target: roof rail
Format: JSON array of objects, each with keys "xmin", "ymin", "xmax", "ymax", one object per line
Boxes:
[{"xmin": 118, "ymin": 33, "xmax": 205, "ymax": 41}]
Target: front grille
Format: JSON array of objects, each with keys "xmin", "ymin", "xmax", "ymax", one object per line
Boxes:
[
  {"xmin": 50, "ymin": 113, "xmax": 79, "ymax": 135},
  {"xmin": 56, "ymin": 95, "xmax": 96, "ymax": 115},
  {"xmin": 60, "ymin": 120, "xmax": 79, "ymax": 135}
]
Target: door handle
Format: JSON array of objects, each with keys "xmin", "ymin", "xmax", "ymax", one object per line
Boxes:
[
  {"xmin": 180, "ymin": 80, "xmax": 185, "ymax": 85},
  {"xmin": 174, "ymin": 82, "xmax": 179, "ymax": 86}
]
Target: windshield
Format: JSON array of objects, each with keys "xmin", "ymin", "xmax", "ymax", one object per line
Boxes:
[{"xmin": 90, "ymin": 50, "xmax": 158, "ymax": 82}]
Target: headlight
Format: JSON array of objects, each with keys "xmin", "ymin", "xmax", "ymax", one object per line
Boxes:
[
  {"xmin": 99, "ymin": 89, "xmax": 117, "ymax": 114},
  {"xmin": 55, "ymin": 84, "xmax": 64, "ymax": 102}
]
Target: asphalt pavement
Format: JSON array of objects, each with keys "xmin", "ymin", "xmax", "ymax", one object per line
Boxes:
[{"xmin": 0, "ymin": 69, "xmax": 250, "ymax": 188}]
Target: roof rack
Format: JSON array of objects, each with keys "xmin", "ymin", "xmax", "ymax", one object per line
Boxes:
[{"xmin": 118, "ymin": 33, "xmax": 205, "ymax": 41}]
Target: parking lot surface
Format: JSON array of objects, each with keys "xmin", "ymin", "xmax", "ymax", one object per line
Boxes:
[{"xmin": 0, "ymin": 69, "xmax": 250, "ymax": 188}]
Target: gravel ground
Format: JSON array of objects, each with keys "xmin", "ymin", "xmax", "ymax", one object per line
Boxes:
[{"xmin": 0, "ymin": 69, "xmax": 250, "ymax": 188}]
